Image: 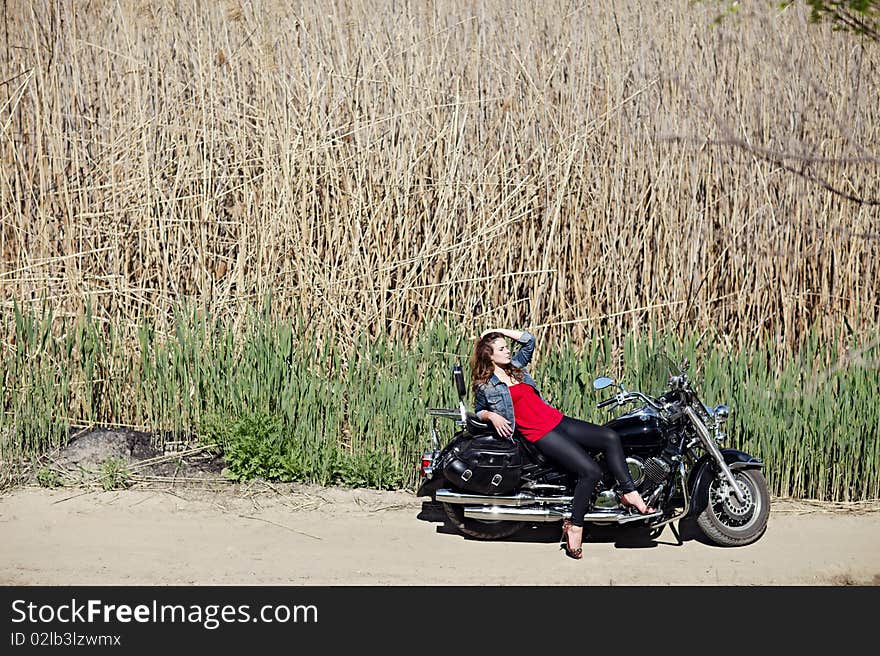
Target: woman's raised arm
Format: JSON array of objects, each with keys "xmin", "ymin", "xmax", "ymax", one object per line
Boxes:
[{"xmin": 480, "ymin": 328, "xmax": 524, "ymax": 341}]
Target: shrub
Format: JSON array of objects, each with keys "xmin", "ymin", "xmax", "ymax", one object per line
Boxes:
[{"xmin": 98, "ymin": 457, "xmax": 131, "ymax": 490}]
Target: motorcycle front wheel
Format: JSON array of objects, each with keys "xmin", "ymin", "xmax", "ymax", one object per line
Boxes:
[
  {"xmin": 441, "ymin": 503, "xmax": 525, "ymax": 540},
  {"xmin": 696, "ymin": 469, "xmax": 770, "ymax": 547}
]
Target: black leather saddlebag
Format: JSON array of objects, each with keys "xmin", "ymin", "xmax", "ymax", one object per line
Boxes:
[{"xmin": 439, "ymin": 434, "xmax": 524, "ymax": 495}]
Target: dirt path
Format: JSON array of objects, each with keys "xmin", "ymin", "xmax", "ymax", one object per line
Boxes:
[{"xmin": 2, "ymin": 483, "xmax": 879, "ymax": 585}]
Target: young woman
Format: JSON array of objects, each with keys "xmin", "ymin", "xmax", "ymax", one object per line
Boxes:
[{"xmin": 471, "ymin": 328, "xmax": 656, "ymax": 559}]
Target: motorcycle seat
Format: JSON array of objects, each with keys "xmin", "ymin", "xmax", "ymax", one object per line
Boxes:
[
  {"xmin": 466, "ymin": 412, "xmax": 492, "ymax": 435},
  {"xmin": 464, "ymin": 415, "xmax": 547, "ymax": 466},
  {"xmin": 514, "ymin": 433, "xmax": 548, "ymax": 465}
]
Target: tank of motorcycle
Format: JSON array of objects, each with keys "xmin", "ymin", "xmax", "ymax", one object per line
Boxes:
[{"xmin": 605, "ymin": 411, "xmax": 665, "ymax": 451}]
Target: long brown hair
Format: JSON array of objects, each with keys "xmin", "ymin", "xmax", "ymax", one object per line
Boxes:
[{"xmin": 470, "ymin": 332, "xmax": 525, "ymax": 397}]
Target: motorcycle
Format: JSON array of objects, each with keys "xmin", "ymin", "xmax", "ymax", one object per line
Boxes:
[{"xmin": 416, "ymin": 354, "xmax": 770, "ymax": 547}]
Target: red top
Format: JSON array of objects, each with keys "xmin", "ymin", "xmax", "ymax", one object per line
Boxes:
[{"xmin": 508, "ymin": 383, "xmax": 563, "ymax": 443}]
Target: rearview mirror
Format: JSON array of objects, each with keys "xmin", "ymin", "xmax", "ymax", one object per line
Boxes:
[
  {"xmin": 593, "ymin": 376, "xmax": 614, "ymax": 391},
  {"xmin": 453, "ymin": 364, "xmax": 467, "ymax": 399}
]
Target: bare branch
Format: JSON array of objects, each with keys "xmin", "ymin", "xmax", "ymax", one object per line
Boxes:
[{"xmin": 661, "ymin": 135, "xmax": 880, "ymax": 205}]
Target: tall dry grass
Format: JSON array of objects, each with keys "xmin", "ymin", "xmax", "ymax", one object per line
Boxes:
[{"xmin": 1, "ymin": 0, "xmax": 879, "ymax": 357}]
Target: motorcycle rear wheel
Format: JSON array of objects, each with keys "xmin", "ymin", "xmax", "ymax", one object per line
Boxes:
[
  {"xmin": 696, "ymin": 469, "xmax": 770, "ymax": 547},
  {"xmin": 441, "ymin": 503, "xmax": 525, "ymax": 540}
]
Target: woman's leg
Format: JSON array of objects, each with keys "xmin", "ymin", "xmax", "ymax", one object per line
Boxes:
[
  {"xmin": 553, "ymin": 416, "xmax": 636, "ymax": 492},
  {"xmin": 534, "ymin": 429, "xmax": 602, "ymax": 527},
  {"xmin": 554, "ymin": 416, "xmax": 656, "ymax": 513}
]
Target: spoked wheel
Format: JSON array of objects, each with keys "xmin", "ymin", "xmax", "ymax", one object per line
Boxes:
[
  {"xmin": 441, "ymin": 503, "xmax": 525, "ymax": 540},
  {"xmin": 696, "ymin": 469, "xmax": 770, "ymax": 547}
]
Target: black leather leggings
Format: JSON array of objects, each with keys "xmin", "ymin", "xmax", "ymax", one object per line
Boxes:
[{"xmin": 534, "ymin": 416, "xmax": 636, "ymax": 527}]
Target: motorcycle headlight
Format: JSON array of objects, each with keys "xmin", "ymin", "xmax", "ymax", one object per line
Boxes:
[{"xmin": 714, "ymin": 405, "xmax": 729, "ymax": 424}]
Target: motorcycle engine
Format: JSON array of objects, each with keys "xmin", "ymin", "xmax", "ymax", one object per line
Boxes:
[
  {"xmin": 627, "ymin": 455, "xmax": 673, "ymax": 487},
  {"xmin": 595, "ymin": 455, "xmax": 675, "ymax": 510},
  {"xmin": 643, "ymin": 456, "xmax": 673, "ymax": 484}
]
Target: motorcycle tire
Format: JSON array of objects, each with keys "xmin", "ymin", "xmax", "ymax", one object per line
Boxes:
[
  {"xmin": 441, "ymin": 503, "xmax": 525, "ymax": 540},
  {"xmin": 696, "ymin": 468, "xmax": 770, "ymax": 547}
]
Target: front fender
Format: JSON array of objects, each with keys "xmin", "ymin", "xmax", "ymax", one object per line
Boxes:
[{"xmin": 686, "ymin": 449, "xmax": 764, "ymax": 517}]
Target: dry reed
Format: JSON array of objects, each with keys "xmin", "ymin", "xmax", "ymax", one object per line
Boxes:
[{"xmin": 0, "ymin": 0, "xmax": 877, "ymax": 359}]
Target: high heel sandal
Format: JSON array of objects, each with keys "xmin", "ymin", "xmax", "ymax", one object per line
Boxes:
[
  {"xmin": 560, "ymin": 519, "xmax": 583, "ymax": 560},
  {"xmin": 620, "ymin": 490, "xmax": 656, "ymax": 515},
  {"xmin": 560, "ymin": 519, "xmax": 571, "ymax": 544}
]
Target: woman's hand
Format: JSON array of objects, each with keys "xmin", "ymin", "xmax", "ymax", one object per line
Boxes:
[
  {"xmin": 480, "ymin": 328, "xmax": 524, "ymax": 341},
  {"xmin": 484, "ymin": 411, "xmax": 513, "ymax": 438}
]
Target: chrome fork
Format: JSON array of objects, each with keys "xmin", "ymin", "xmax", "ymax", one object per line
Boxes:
[{"xmin": 683, "ymin": 406, "xmax": 746, "ymax": 505}]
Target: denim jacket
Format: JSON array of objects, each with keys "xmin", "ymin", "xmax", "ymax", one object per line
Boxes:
[{"xmin": 473, "ymin": 330, "xmax": 542, "ymax": 434}]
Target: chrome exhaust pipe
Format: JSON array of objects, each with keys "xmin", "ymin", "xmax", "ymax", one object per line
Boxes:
[
  {"xmin": 462, "ymin": 506, "xmax": 648, "ymax": 524},
  {"xmin": 436, "ymin": 488, "xmax": 572, "ymax": 507},
  {"xmin": 462, "ymin": 505, "xmax": 664, "ymax": 524},
  {"xmin": 462, "ymin": 506, "xmax": 566, "ymax": 522},
  {"xmin": 441, "ymin": 490, "xmax": 663, "ymax": 524},
  {"xmin": 616, "ymin": 509, "xmax": 664, "ymax": 524}
]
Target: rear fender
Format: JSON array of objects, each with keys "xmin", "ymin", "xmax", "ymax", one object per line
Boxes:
[
  {"xmin": 686, "ymin": 449, "xmax": 764, "ymax": 517},
  {"xmin": 415, "ymin": 431, "xmax": 465, "ymax": 498},
  {"xmin": 416, "ymin": 475, "xmax": 448, "ymax": 498}
]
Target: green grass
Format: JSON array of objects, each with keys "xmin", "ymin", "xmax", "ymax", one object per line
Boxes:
[
  {"xmin": 98, "ymin": 457, "xmax": 132, "ymax": 491},
  {"xmin": 1, "ymin": 301, "xmax": 878, "ymax": 500}
]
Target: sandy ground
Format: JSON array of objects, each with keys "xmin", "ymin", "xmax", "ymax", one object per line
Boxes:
[{"xmin": 1, "ymin": 483, "xmax": 879, "ymax": 586}]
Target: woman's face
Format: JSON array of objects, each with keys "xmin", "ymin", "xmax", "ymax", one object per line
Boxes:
[{"xmin": 488, "ymin": 338, "xmax": 511, "ymax": 367}]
